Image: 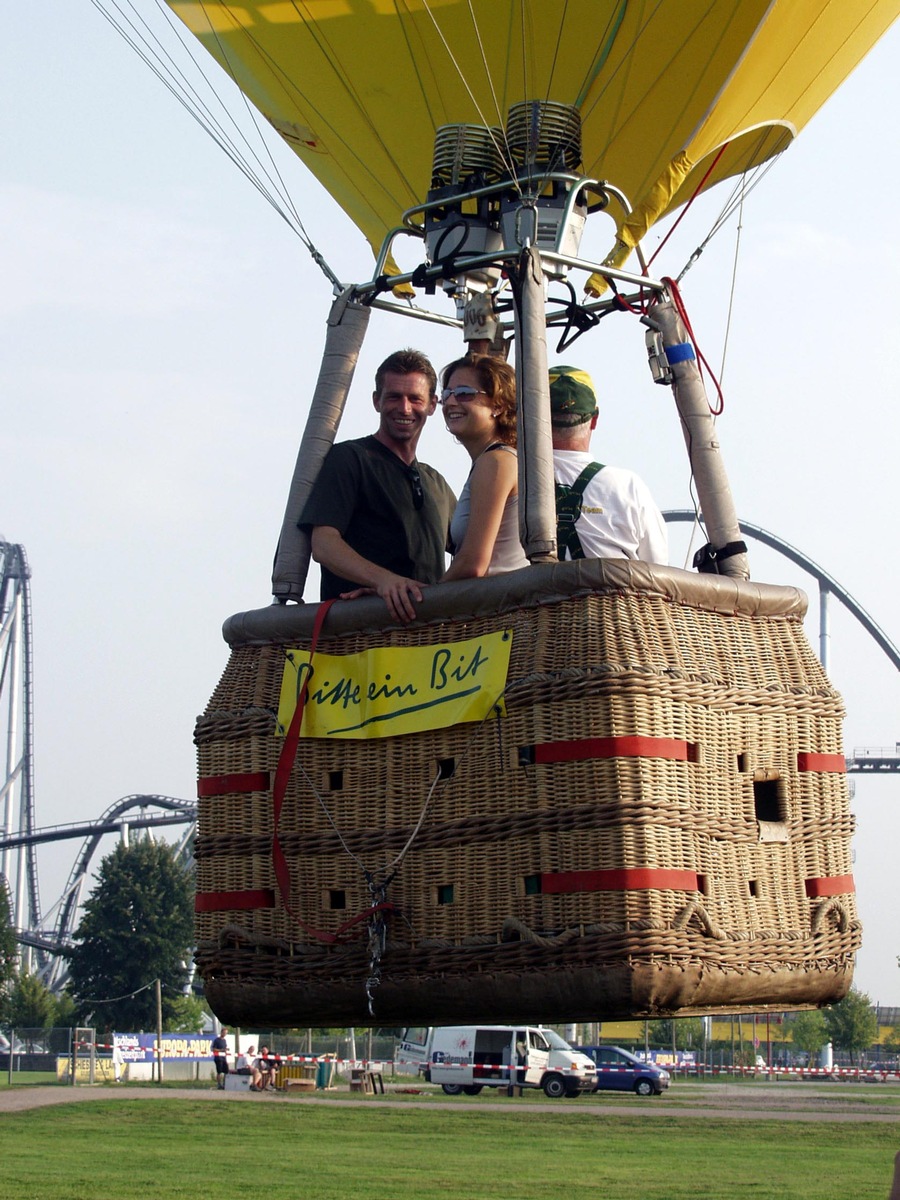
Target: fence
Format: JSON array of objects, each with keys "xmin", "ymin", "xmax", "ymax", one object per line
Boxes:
[
  {"xmin": 4, "ymin": 1027, "xmax": 895, "ymax": 1088},
  {"xmin": 0, "ymin": 1026, "xmax": 72, "ymax": 1083},
  {"xmin": 0, "ymin": 1027, "xmax": 401, "ymax": 1086}
]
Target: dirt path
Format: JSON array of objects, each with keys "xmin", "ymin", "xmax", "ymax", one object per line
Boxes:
[{"xmin": 1, "ymin": 1083, "xmax": 898, "ymax": 1122}]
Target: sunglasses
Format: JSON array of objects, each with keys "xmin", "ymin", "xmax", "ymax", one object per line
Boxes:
[
  {"xmin": 408, "ymin": 465, "xmax": 424, "ymax": 510},
  {"xmin": 439, "ymin": 386, "xmax": 487, "ymax": 404}
]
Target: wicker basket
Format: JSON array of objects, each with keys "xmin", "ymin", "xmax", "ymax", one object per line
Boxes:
[{"xmin": 194, "ymin": 560, "xmax": 859, "ymax": 1026}]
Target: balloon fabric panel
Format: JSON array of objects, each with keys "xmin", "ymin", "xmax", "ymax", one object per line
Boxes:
[{"xmin": 167, "ymin": 1, "xmax": 899, "ymax": 259}]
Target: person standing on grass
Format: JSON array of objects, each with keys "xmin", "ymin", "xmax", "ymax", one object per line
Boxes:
[{"xmin": 211, "ymin": 1027, "xmax": 229, "ymax": 1090}]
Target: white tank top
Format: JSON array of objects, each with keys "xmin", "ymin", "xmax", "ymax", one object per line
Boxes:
[{"xmin": 449, "ymin": 444, "xmax": 530, "ymax": 575}]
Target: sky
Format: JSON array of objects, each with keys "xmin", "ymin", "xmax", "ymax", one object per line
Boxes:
[{"xmin": 3, "ymin": 6, "xmax": 898, "ymax": 1007}]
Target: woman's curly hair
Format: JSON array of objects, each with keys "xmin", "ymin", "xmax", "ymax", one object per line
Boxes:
[{"xmin": 441, "ymin": 354, "xmax": 518, "ymax": 446}]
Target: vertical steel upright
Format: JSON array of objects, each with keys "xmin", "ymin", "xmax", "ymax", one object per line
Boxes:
[{"xmin": 0, "ymin": 542, "xmax": 40, "ymax": 944}]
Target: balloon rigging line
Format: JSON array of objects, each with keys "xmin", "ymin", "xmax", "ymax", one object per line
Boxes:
[
  {"xmin": 194, "ymin": 1, "xmax": 353, "ymax": 288},
  {"xmin": 102, "ymin": 0, "xmax": 303, "ymax": 228},
  {"xmin": 681, "ymin": 185, "xmax": 746, "ymax": 572},
  {"xmin": 282, "ymin": 0, "xmax": 429, "ymax": 214},
  {"xmin": 676, "ymin": 137, "xmax": 784, "ymax": 283},
  {"xmin": 182, "ymin": 1, "xmax": 354, "ymax": 263},
  {"xmin": 91, "ymin": 0, "xmax": 346, "ymax": 288},
  {"xmin": 546, "ymin": 0, "xmax": 569, "ymax": 108},
  {"xmin": 647, "ymin": 144, "xmax": 730, "ymax": 270},
  {"xmin": 463, "ymin": 0, "xmax": 518, "ymax": 179},
  {"xmin": 700, "ymin": 155, "xmax": 782, "ymax": 247},
  {"xmin": 91, "ymin": 1, "xmax": 303, "ymax": 229},
  {"xmin": 196, "ymin": 9, "xmax": 311, "ymax": 236},
  {"xmin": 680, "ymin": 506, "xmax": 706, "ymax": 572},
  {"xmin": 551, "ymin": 0, "xmax": 637, "ymax": 139},
  {"xmin": 718, "ymin": 187, "xmax": 746, "ymax": 391},
  {"xmin": 91, "ymin": 0, "xmax": 253, "ymax": 171},
  {"xmin": 516, "ymin": 0, "xmax": 529, "ymax": 128},
  {"xmin": 670, "ymin": 174, "xmax": 753, "ymax": 566},
  {"xmin": 663, "ymin": 277, "xmax": 724, "ymax": 416},
  {"xmin": 191, "ymin": 0, "xmax": 448, "ymax": 241},
  {"xmin": 422, "ymin": 0, "xmax": 520, "ymax": 188}
]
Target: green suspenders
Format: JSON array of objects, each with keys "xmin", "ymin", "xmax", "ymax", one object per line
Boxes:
[{"xmin": 555, "ymin": 462, "xmax": 604, "ymax": 560}]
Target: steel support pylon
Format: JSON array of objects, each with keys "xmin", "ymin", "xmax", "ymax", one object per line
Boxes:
[{"xmin": 0, "ymin": 541, "xmax": 41, "ymax": 957}]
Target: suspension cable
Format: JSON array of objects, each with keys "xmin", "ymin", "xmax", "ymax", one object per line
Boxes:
[{"xmin": 88, "ymin": 0, "xmax": 344, "ymax": 290}]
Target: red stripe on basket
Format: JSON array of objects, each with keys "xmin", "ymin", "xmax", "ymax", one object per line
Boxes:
[
  {"xmin": 797, "ymin": 753, "xmax": 846, "ymax": 773},
  {"xmin": 195, "ymin": 889, "xmax": 276, "ymax": 912},
  {"xmin": 197, "ymin": 772, "xmax": 271, "ymax": 798},
  {"xmin": 529, "ymin": 736, "xmax": 691, "ymax": 764},
  {"xmin": 541, "ymin": 868, "xmax": 700, "ymax": 894},
  {"xmin": 804, "ymin": 875, "xmax": 855, "ymax": 898}
]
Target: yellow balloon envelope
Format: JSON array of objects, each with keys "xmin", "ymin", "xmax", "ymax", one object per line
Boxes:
[{"xmin": 168, "ymin": 0, "xmax": 898, "ymax": 264}]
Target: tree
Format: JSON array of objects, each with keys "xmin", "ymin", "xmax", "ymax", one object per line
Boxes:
[
  {"xmin": 823, "ymin": 989, "xmax": 878, "ymax": 1064},
  {"xmin": 789, "ymin": 1010, "xmax": 828, "ymax": 1062},
  {"xmin": 0, "ymin": 879, "xmax": 18, "ymax": 1023},
  {"xmin": 6, "ymin": 972, "xmax": 55, "ymax": 1045},
  {"xmin": 648, "ymin": 1017, "xmax": 704, "ymax": 1050},
  {"xmin": 66, "ymin": 838, "xmax": 193, "ymax": 1032},
  {"xmin": 167, "ymin": 993, "xmax": 209, "ymax": 1033},
  {"xmin": 882, "ymin": 1027, "xmax": 900, "ymax": 1061},
  {"xmin": 52, "ymin": 991, "xmax": 78, "ymax": 1029}
]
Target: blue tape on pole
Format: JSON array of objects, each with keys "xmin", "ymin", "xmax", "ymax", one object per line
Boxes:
[{"xmin": 665, "ymin": 343, "xmax": 695, "ymax": 364}]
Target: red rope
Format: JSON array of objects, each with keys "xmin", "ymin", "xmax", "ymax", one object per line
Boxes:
[
  {"xmin": 647, "ymin": 142, "xmax": 730, "ymax": 270},
  {"xmin": 660, "ymin": 276, "xmax": 725, "ymax": 416},
  {"xmin": 269, "ymin": 600, "xmax": 394, "ymax": 943}
]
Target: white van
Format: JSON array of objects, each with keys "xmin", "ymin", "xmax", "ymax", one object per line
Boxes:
[{"xmin": 398, "ymin": 1025, "xmax": 597, "ymax": 1098}]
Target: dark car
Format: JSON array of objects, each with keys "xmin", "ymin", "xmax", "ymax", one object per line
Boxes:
[{"xmin": 577, "ymin": 1045, "xmax": 670, "ymax": 1096}]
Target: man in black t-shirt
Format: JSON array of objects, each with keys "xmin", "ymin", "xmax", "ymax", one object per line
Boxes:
[
  {"xmin": 211, "ymin": 1028, "xmax": 229, "ymax": 1089},
  {"xmin": 300, "ymin": 348, "xmax": 455, "ymax": 624}
]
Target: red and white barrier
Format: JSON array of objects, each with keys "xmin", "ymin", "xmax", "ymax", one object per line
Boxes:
[{"xmin": 72, "ymin": 1043, "xmax": 899, "ymax": 1081}]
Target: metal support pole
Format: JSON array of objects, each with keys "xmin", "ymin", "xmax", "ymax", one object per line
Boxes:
[
  {"xmin": 819, "ymin": 584, "xmax": 831, "ymax": 671},
  {"xmin": 3, "ymin": 592, "xmax": 21, "ymax": 902},
  {"xmin": 156, "ymin": 979, "xmax": 163, "ymax": 1085},
  {"xmin": 271, "ymin": 290, "xmax": 371, "ymax": 602},
  {"xmin": 652, "ymin": 299, "xmax": 749, "ymax": 579},
  {"xmin": 510, "ymin": 247, "xmax": 557, "ymax": 562}
]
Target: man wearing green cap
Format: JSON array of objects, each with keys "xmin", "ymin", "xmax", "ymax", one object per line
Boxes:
[{"xmin": 549, "ymin": 365, "xmax": 667, "ymax": 564}]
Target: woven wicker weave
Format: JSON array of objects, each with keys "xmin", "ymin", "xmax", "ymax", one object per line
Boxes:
[{"xmin": 194, "ymin": 560, "xmax": 859, "ymax": 1026}]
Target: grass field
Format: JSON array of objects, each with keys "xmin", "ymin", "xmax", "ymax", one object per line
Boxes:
[{"xmin": 0, "ymin": 1095, "xmax": 897, "ymax": 1199}]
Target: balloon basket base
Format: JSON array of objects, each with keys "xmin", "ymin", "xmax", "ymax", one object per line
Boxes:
[{"xmin": 194, "ymin": 560, "xmax": 859, "ymax": 1027}]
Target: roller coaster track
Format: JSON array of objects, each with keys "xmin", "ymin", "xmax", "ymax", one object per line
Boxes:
[
  {"xmin": 8, "ymin": 793, "xmax": 197, "ymax": 987},
  {"xmin": 663, "ymin": 511, "xmax": 900, "ymax": 673},
  {"xmin": 663, "ymin": 511, "xmax": 899, "ymax": 774}
]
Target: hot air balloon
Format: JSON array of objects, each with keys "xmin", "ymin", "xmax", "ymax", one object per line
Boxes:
[{"xmin": 162, "ymin": 1, "xmax": 898, "ymax": 1026}]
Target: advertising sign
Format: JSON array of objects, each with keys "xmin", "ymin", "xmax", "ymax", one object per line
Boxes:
[
  {"xmin": 113, "ymin": 1033, "xmax": 214, "ymax": 1063},
  {"xmin": 277, "ymin": 630, "xmax": 513, "ymax": 739}
]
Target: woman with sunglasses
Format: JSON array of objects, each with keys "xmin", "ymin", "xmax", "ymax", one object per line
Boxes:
[{"xmin": 439, "ymin": 355, "xmax": 529, "ymax": 579}]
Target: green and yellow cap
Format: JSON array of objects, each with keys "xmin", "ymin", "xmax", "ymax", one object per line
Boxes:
[{"xmin": 548, "ymin": 365, "xmax": 598, "ymax": 419}]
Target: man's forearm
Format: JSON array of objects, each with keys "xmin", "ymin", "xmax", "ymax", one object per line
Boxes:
[{"xmin": 310, "ymin": 526, "xmax": 391, "ymax": 588}]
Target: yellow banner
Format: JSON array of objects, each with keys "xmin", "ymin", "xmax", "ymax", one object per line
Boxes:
[
  {"xmin": 56, "ymin": 1056, "xmax": 116, "ymax": 1082},
  {"xmin": 277, "ymin": 630, "xmax": 513, "ymax": 739}
]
